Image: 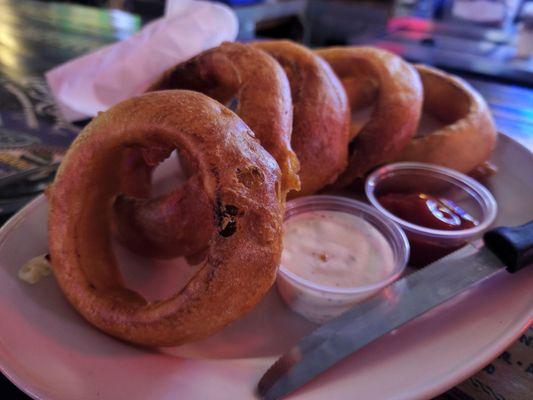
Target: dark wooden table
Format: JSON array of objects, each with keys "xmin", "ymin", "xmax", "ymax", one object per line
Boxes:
[{"xmin": 0, "ymin": 1, "xmax": 531, "ymax": 399}]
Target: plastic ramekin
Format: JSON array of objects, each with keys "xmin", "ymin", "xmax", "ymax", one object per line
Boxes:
[
  {"xmin": 365, "ymin": 162, "xmax": 498, "ymax": 266},
  {"xmin": 276, "ymin": 195, "xmax": 409, "ymax": 324}
]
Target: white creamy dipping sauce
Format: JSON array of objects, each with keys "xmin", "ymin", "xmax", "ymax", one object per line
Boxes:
[{"xmin": 281, "ymin": 211, "xmax": 394, "ymax": 289}]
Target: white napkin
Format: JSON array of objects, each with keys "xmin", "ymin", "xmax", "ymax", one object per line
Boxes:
[{"xmin": 46, "ymin": 0, "xmax": 238, "ymax": 122}]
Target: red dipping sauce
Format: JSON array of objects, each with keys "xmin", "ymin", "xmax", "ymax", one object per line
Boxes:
[{"xmin": 378, "ymin": 193, "xmax": 479, "ymax": 267}]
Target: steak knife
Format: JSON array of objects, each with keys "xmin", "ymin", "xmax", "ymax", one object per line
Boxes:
[{"xmin": 257, "ymin": 221, "xmax": 533, "ymax": 400}]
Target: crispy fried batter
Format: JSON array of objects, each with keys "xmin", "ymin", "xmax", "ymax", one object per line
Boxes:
[
  {"xmin": 317, "ymin": 46, "xmax": 423, "ymax": 187},
  {"xmin": 149, "ymin": 41, "xmax": 299, "ymax": 196},
  {"xmin": 253, "ymin": 40, "xmax": 350, "ymax": 197},
  {"xmin": 115, "ymin": 42, "xmax": 298, "ymax": 259},
  {"xmin": 394, "ymin": 65, "xmax": 497, "ymax": 173},
  {"xmin": 48, "ymin": 91, "xmax": 283, "ymax": 346}
]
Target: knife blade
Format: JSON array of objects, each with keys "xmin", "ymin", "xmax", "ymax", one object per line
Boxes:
[{"xmin": 257, "ymin": 221, "xmax": 533, "ymax": 400}]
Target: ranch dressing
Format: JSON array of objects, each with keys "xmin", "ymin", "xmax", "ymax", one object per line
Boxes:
[
  {"xmin": 282, "ymin": 211, "xmax": 394, "ymax": 288},
  {"xmin": 277, "ymin": 210, "xmax": 397, "ymax": 323}
]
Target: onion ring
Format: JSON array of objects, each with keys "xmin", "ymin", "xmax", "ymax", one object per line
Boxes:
[
  {"xmin": 114, "ymin": 42, "xmax": 297, "ymax": 259},
  {"xmin": 147, "ymin": 41, "xmax": 299, "ymax": 196},
  {"xmin": 113, "ymin": 174, "xmax": 213, "ymax": 260},
  {"xmin": 48, "ymin": 90, "xmax": 283, "ymax": 346},
  {"xmin": 393, "ymin": 64, "xmax": 497, "ymax": 173},
  {"xmin": 253, "ymin": 40, "xmax": 350, "ymax": 197},
  {"xmin": 316, "ymin": 46, "xmax": 423, "ymax": 187}
]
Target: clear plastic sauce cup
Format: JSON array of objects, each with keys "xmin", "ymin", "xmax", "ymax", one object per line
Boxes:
[
  {"xmin": 365, "ymin": 162, "xmax": 498, "ymax": 267},
  {"xmin": 276, "ymin": 195, "xmax": 409, "ymax": 324}
]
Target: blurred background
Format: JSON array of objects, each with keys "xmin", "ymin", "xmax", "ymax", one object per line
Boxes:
[
  {"xmin": 14, "ymin": 0, "xmax": 532, "ymax": 84},
  {"xmin": 2, "ymin": 0, "xmax": 533, "ymax": 85}
]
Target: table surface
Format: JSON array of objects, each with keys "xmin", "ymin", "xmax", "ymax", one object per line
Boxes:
[{"xmin": 0, "ymin": 1, "xmax": 531, "ymax": 399}]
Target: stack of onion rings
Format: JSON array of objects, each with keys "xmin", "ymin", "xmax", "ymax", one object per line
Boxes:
[{"xmin": 46, "ymin": 42, "xmax": 500, "ymax": 349}]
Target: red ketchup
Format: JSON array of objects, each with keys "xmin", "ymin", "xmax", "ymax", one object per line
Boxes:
[{"xmin": 378, "ymin": 193, "xmax": 478, "ymax": 267}]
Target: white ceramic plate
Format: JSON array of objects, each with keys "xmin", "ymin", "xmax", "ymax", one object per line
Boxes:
[{"xmin": 0, "ymin": 134, "xmax": 532, "ymax": 400}]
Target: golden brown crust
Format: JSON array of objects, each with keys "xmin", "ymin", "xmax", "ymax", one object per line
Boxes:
[
  {"xmin": 48, "ymin": 90, "xmax": 283, "ymax": 347},
  {"xmin": 119, "ymin": 147, "xmax": 153, "ymax": 198},
  {"xmin": 317, "ymin": 46, "xmax": 423, "ymax": 187},
  {"xmin": 148, "ymin": 41, "xmax": 299, "ymax": 196},
  {"xmin": 253, "ymin": 40, "xmax": 350, "ymax": 197},
  {"xmin": 114, "ymin": 146, "xmax": 214, "ymax": 259},
  {"xmin": 114, "ymin": 42, "xmax": 299, "ymax": 259},
  {"xmin": 113, "ymin": 174, "xmax": 213, "ymax": 259},
  {"xmin": 393, "ymin": 64, "xmax": 497, "ymax": 173}
]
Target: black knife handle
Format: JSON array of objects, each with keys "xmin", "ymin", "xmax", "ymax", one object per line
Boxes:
[{"xmin": 483, "ymin": 220, "xmax": 533, "ymax": 273}]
